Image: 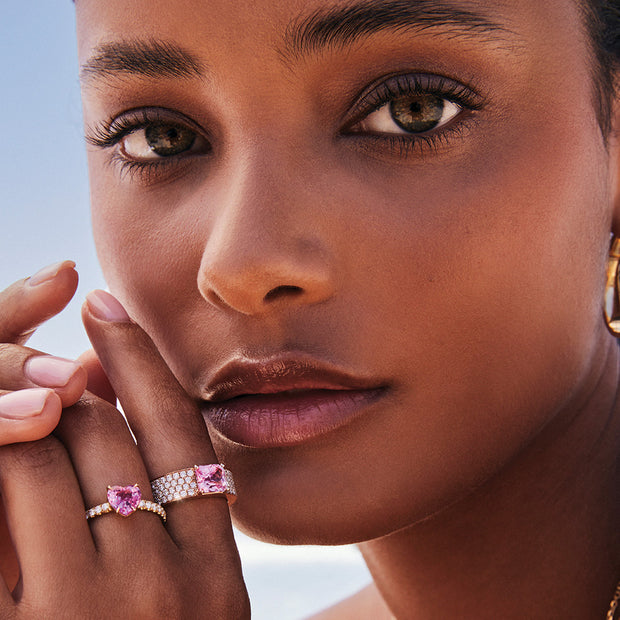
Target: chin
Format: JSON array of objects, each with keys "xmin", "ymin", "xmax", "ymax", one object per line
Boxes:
[
  {"xmin": 229, "ymin": 504, "xmax": 392, "ymax": 547},
  {"xmin": 224, "ymin": 458, "xmax": 437, "ymax": 547}
]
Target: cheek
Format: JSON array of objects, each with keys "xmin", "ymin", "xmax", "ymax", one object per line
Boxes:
[
  {"xmin": 88, "ymin": 96, "xmax": 613, "ymax": 544},
  {"xmin": 227, "ymin": 135, "xmax": 613, "ymax": 543},
  {"xmin": 89, "ymin": 167, "xmax": 206, "ymax": 348},
  {"xmin": 371, "ymin": 111, "xmax": 610, "ymax": 441}
]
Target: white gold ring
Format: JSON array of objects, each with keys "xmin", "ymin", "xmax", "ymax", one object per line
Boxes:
[{"xmin": 151, "ymin": 464, "xmax": 236, "ymax": 505}]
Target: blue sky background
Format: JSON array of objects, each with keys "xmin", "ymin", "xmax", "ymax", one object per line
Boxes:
[
  {"xmin": 1, "ymin": 4, "xmax": 371, "ymax": 617},
  {"xmin": 1, "ymin": 2, "xmax": 101, "ymax": 358}
]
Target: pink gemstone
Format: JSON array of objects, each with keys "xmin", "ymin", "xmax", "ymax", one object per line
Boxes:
[
  {"xmin": 107, "ymin": 484, "xmax": 142, "ymax": 516},
  {"xmin": 195, "ymin": 465, "xmax": 227, "ymax": 494}
]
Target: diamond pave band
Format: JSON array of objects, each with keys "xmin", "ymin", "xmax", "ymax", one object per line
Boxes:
[
  {"xmin": 86, "ymin": 484, "xmax": 167, "ymax": 522},
  {"xmin": 150, "ymin": 464, "xmax": 236, "ymax": 506}
]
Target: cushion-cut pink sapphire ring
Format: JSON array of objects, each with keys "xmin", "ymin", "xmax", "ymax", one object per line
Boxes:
[
  {"xmin": 85, "ymin": 484, "xmax": 167, "ymax": 522},
  {"xmin": 150, "ymin": 464, "xmax": 236, "ymax": 506}
]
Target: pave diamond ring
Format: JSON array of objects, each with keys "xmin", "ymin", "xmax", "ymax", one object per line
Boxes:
[
  {"xmin": 86, "ymin": 484, "xmax": 167, "ymax": 522},
  {"xmin": 150, "ymin": 464, "xmax": 236, "ymax": 506}
]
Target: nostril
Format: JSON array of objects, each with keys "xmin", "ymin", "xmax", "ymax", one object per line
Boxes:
[
  {"xmin": 206, "ymin": 289, "xmax": 231, "ymax": 310},
  {"xmin": 264, "ymin": 285, "xmax": 304, "ymax": 303}
]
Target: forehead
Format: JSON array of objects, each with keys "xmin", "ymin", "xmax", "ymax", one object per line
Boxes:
[{"xmin": 75, "ymin": 0, "xmax": 585, "ymax": 66}]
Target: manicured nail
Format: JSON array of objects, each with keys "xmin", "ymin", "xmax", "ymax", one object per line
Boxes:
[
  {"xmin": 24, "ymin": 356, "xmax": 81, "ymax": 388},
  {"xmin": 28, "ymin": 260, "xmax": 76, "ymax": 286},
  {"xmin": 86, "ymin": 290, "xmax": 131, "ymax": 322},
  {"xmin": 0, "ymin": 389, "xmax": 54, "ymax": 419}
]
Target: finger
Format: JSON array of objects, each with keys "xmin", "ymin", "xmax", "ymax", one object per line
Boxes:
[
  {"xmin": 53, "ymin": 395, "xmax": 164, "ymax": 552},
  {"xmin": 54, "ymin": 396, "xmax": 248, "ymax": 619},
  {"xmin": 0, "ymin": 343, "xmax": 87, "ymax": 408},
  {"xmin": 0, "ymin": 388, "xmax": 63, "ymax": 443},
  {"xmin": 77, "ymin": 349, "xmax": 117, "ymax": 405},
  {"xmin": 0, "ymin": 497, "xmax": 19, "ymax": 592},
  {"xmin": 82, "ymin": 291, "xmax": 236, "ymax": 550},
  {"xmin": 0, "ymin": 260, "xmax": 77, "ymax": 345},
  {"xmin": 0, "ymin": 431, "xmax": 93, "ymax": 601}
]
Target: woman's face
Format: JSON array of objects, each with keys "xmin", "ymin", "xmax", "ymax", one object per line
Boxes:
[{"xmin": 77, "ymin": 0, "xmax": 617, "ymax": 543}]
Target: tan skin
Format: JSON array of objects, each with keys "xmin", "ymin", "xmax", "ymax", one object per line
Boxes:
[{"xmin": 0, "ymin": 0, "xmax": 617, "ymax": 617}]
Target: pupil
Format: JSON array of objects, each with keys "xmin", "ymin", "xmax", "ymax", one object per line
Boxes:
[
  {"xmin": 390, "ymin": 94, "xmax": 445, "ymax": 133},
  {"xmin": 145, "ymin": 123, "xmax": 195, "ymax": 156}
]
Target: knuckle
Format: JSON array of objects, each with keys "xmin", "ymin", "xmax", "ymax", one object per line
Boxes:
[
  {"xmin": 121, "ymin": 562, "xmax": 186, "ymax": 618},
  {"xmin": 0, "ymin": 289, "xmax": 29, "ymax": 342},
  {"xmin": 0, "ymin": 343, "xmax": 15, "ymax": 357},
  {"xmin": 0, "ymin": 435, "xmax": 66, "ymax": 478},
  {"xmin": 0, "ymin": 343, "xmax": 40, "ymax": 381},
  {"xmin": 0, "ymin": 312, "xmax": 20, "ymax": 339},
  {"xmin": 63, "ymin": 397, "xmax": 126, "ymax": 436},
  {"xmin": 151, "ymin": 385, "xmax": 194, "ymax": 423},
  {"xmin": 0, "ymin": 342, "xmax": 23, "ymax": 364},
  {"xmin": 119, "ymin": 548, "xmax": 249, "ymax": 619},
  {"xmin": 134, "ymin": 391, "xmax": 200, "ymax": 447},
  {"xmin": 190, "ymin": 552, "xmax": 249, "ymax": 619}
]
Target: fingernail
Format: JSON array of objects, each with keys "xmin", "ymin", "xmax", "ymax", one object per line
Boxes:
[
  {"xmin": 24, "ymin": 356, "xmax": 81, "ymax": 388},
  {"xmin": 0, "ymin": 389, "xmax": 54, "ymax": 419},
  {"xmin": 28, "ymin": 260, "xmax": 76, "ymax": 287},
  {"xmin": 86, "ymin": 290, "xmax": 131, "ymax": 322}
]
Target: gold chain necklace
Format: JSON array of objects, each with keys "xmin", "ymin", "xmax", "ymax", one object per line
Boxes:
[{"xmin": 607, "ymin": 580, "xmax": 620, "ymax": 619}]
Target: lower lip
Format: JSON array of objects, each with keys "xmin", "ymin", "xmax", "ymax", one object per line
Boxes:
[{"xmin": 201, "ymin": 388, "xmax": 385, "ymax": 448}]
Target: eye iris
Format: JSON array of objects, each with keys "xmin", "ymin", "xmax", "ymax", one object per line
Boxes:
[
  {"xmin": 389, "ymin": 94, "xmax": 445, "ymax": 133},
  {"xmin": 144, "ymin": 123, "xmax": 196, "ymax": 155}
]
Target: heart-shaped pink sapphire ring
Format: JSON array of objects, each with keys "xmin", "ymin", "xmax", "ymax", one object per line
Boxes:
[
  {"xmin": 151, "ymin": 464, "xmax": 236, "ymax": 506},
  {"xmin": 86, "ymin": 484, "xmax": 167, "ymax": 522}
]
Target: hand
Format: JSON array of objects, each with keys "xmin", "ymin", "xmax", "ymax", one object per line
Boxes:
[
  {"xmin": 0, "ymin": 290, "xmax": 250, "ymax": 618},
  {"xmin": 0, "ymin": 261, "xmax": 88, "ymax": 443},
  {"xmin": 0, "ymin": 261, "xmax": 89, "ymax": 588}
]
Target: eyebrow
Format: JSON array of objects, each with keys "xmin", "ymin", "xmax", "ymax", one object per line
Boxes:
[
  {"xmin": 80, "ymin": 39, "xmax": 204, "ymax": 85},
  {"xmin": 281, "ymin": 0, "xmax": 517, "ymax": 60}
]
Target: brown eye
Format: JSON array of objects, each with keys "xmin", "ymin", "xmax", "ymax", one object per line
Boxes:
[
  {"xmin": 121, "ymin": 122, "xmax": 207, "ymax": 160},
  {"xmin": 354, "ymin": 94, "xmax": 461, "ymax": 135},
  {"xmin": 390, "ymin": 94, "xmax": 447, "ymax": 133},
  {"xmin": 144, "ymin": 123, "xmax": 196, "ymax": 155}
]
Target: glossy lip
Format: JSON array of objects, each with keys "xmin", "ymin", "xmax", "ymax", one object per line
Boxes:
[{"xmin": 200, "ymin": 355, "xmax": 388, "ymax": 448}]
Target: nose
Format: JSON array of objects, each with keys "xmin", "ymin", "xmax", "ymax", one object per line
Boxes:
[{"xmin": 197, "ymin": 164, "xmax": 338, "ymax": 316}]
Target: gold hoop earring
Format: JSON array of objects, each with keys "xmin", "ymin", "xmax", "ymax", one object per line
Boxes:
[{"xmin": 604, "ymin": 237, "xmax": 620, "ymax": 336}]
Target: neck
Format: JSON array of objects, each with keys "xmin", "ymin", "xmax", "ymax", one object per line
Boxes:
[{"xmin": 359, "ymin": 339, "xmax": 620, "ymax": 620}]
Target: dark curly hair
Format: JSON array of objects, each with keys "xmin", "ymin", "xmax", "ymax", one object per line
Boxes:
[{"xmin": 584, "ymin": 0, "xmax": 620, "ymax": 135}]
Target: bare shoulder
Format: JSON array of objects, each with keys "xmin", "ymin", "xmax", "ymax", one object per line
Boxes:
[{"xmin": 304, "ymin": 583, "xmax": 394, "ymax": 620}]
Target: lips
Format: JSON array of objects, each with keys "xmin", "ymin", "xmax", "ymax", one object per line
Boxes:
[{"xmin": 200, "ymin": 356, "xmax": 387, "ymax": 448}]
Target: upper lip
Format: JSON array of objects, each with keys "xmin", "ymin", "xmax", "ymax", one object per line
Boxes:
[{"xmin": 202, "ymin": 355, "xmax": 383, "ymax": 402}]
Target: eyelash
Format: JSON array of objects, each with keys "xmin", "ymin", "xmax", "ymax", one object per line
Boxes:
[
  {"xmin": 343, "ymin": 73, "xmax": 483, "ymax": 156},
  {"xmin": 85, "ymin": 73, "xmax": 483, "ymax": 181},
  {"xmin": 86, "ymin": 108, "xmax": 210, "ymax": 182}
]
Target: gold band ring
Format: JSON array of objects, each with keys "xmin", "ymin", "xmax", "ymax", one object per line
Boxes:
[{"xmin": 85, "ymin": 484, "xmax": 167, "ymax": 522}]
